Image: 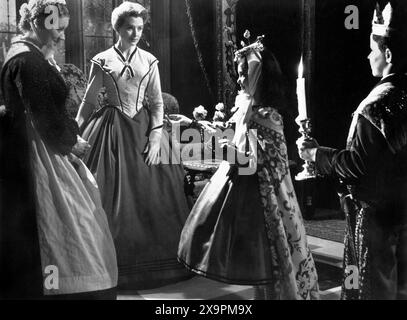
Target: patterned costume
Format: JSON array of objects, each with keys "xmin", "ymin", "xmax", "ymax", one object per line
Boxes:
[
  {"xmin": 177, "ymin": 47, "xmax": 319, "ymax": 300},
  {"xmin": 316, "ymin": 73, "xmax": 407, "ymax": 299}
]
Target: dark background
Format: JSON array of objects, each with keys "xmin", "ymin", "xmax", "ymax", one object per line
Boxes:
[
  {"xmin": 167, "ymin": 0, "xmax": 384, "ymax": 210},
  {"xmin": 170, "ymin": 0, "xmax": 217, "ymax": 114},
  {"xmin": 1, "ymin": 0, "xmax": 388, "ymax": 211},
  {"xmin": 312, "ymin": 0, "xmax": 380, "ymax": 209}
]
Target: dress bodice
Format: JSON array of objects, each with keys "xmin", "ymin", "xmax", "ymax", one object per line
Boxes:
[{"xmin": 82, "ymin": 46, "xmax": 164, "ymax": 129}]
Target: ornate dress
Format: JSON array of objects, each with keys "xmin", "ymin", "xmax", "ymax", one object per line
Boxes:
[
  {"xmin": 316, "ymin": 73, "xmax": 407, "ymax": 299},
  {"xmin": 177, "ymin": 53, "xmax": 319, "ymax": 299},
  {"xmin": 79, "ymin": 46, "xmax": 191, "ymax": 289},
  {"xmin": 0, "ymin": 39, "xmax": 118, "ymax": 298}
]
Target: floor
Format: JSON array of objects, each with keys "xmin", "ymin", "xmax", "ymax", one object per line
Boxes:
[
  {"xmin": 118, "ymin": 179, "xmax": 346, "ymax": 300},
  {"xmin": 118, "ymin": 235, "xmax": 344, "ymax": 300}
]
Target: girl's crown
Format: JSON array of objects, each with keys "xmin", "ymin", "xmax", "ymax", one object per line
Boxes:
[{"xmin": 234, "ymin": 31, "xmax": 265, "ymax": 62}]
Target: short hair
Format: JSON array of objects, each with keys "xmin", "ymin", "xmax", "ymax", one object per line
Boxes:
[
  {"xmin": 372, "ymin": 33, "xmax": 407, "ymax": 69},
  {"xmin": 371, "ymin": 1, "xmax": 407, "ymax": 69},
  {"xmin": 111, "ymin": 1, "xmax": 148, "ymax": 32},
  {"xmin": 18, "ymin": 0, "xmax": 69, "ymax": 33}
]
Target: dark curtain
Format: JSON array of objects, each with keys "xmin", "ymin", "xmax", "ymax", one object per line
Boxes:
[
  {"xmin": 236, "ymin": 0, "xmax": 301, "ymax": 156},
  {"xmin": 170, "ymin": 0, "xmax": 216, "ymax": 116}
]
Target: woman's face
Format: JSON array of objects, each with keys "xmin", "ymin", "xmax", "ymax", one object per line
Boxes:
[
  {"xmin": 35, "ymin": 15, "xmax": 69, "ymax": 54},
  {"xmin": 118, "ymin": 16, "xmax": 144, "ymax": 47},
  {"xmin": 237, "ymin": 58, "xmax": 249, "ymax": 91},
  {"xmin": 368, "ymin": 35, "xmax": 387, "ymax": 77}
]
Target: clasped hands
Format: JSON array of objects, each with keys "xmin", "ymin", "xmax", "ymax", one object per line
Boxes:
[
  {"xmin": 71, "ymin": 135, "xmax": 91, "ymax": 159},
  {"xmin": 296, "ymin": 136, "xmax": 319, "ymax": 162}
]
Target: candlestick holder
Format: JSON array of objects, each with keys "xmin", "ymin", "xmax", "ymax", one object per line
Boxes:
[{"xmin": 295, "ymin": 118, "xmax": 316, "ymax": 181}]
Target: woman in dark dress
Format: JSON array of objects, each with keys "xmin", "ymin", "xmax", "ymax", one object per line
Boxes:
[
  {"xmin": 76, "ymin": 1, "xmax": 191, "ymax": 289},
  {"xmin": 0, "ymin": 0, "xmax": 117, "ymax": 299}
]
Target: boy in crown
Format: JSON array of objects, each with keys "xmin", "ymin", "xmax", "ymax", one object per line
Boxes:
[{"xmin": 298, "ymin": 1, "xmax": 407, "ymax": 299}]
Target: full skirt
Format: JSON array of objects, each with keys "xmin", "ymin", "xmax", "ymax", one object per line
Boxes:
[{"xmin": 81, "ymin": 106, "xmax": 191, "ymax": 289}]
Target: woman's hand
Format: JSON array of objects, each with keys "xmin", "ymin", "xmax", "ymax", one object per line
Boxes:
[
  {"xmin": 72, "ymin": 135, "xmax": 91, "ymax": 158},
  {"xmin": 144, "ymin": 132, "xmax": 161, "ymax": 166},
  {"xmin": 296, "ymin": 136, "xmax": 319, "ymax": 162},
  {"xmin": 168, "ymin": 114, "xmax": 193, "ymax": 126},
  {"xmin": 167, "ymin": 114, "xmax": 216, "ymax": 134},
  {"xmin": 197, "ymin": 120, "xmax": 217, "ymax": 134}
]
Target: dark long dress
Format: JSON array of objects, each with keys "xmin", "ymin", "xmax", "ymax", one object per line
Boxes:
[
  {"xmin": 0, "ymin": 42, "xmax": 69, "ymax": 298},
  {"xmin": 0, "ymin": 41, "xmax": 78, "ymax": 299},
  {"xmin": 0, "ymin": 40, "xmax": 118, "ymax": 299},
  {"xmin": 79, "ymin": 47, "xmax": 191, "ymax": 289}
]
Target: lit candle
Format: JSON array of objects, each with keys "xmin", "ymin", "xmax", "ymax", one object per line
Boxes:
[{"xmin": 297, "ymin": 56, "xmax": 307, "ymax": 120}]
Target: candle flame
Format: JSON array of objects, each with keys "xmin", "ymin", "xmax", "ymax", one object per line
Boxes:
[{"xmin": 298, "ymin": 56, "xmax": 304, "ymax": 78}]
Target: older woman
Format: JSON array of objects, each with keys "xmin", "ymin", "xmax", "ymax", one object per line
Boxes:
[
  {"xmin": 0, "ymin": 0, "xmax": 118, "ymax": 299},
  {"xmin": 76, "ymin": 1, "xmax": 191, "ymax": 289}
]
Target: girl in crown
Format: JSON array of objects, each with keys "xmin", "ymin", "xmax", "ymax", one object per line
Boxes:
[
  {"xmin": 176, "ymin": 37, "xmax": 319, "ymax": 300},
  {"xmin": 0, "ymin": 0, "xmax": 118, "ymax": 299},
  {"xmin": 298, "ymin": 1, "xmax": 407, "ymax": 299},
  {"xmin": 76, "ymin": 1, "xmax": 191, "ymax": 289}
]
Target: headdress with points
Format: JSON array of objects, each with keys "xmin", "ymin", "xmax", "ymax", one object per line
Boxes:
[
  {"xmin": 372, "ymin": 2, "xmax": 394, "ymax": 37},
  {"xmin": 371, "ymin": 1, "xmax": 407, "ymax": 37},
  {"xmin": 234, "ymin": 32, "xmax": 265, "ymax": 62}
]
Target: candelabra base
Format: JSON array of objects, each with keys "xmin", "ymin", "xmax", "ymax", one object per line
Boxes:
[
  {"xmin": 295, "ymin": 170, "xmax": 316, "ymax": 181},
  {"xmin": 295, "ymin": 162, "xmax": 316, "ymax": 181}
]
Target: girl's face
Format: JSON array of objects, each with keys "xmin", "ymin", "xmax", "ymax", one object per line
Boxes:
[
  {"xmin": 237, "ymin": 58, "xmax": 249, "ymax": 91},
  {"xmin": 118, "ymin": 16, "xmax": 144, "ymax": 47}
]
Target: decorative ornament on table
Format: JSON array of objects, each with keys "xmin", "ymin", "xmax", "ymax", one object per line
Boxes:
[
  {"xmin": 192, "ymin": 105, "xmax": 208, "ymax": 121},
  {"xmin": 213, "ymin": 102, "xmax": 226, "ymax": 122}
]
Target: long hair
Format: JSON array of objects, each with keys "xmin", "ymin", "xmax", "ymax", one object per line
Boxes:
[{"xmin": 257, "ymin": 48, "xmax": 287, "ymax": 110}]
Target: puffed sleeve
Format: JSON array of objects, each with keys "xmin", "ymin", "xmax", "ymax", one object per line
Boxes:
[
  {"xmin": 76, "ymin": 60, "xmax": 103, "ymax": 131},
  {"xmin": 76, "ymin": 60, "xmax": 103, "ymax": 130},
  {"xmin": 82, "ymin": 61, "xmax": 103, "ymax": 107},
  {"xmin": 146, "ymin": 60, "xmax": 164, "ymax": 140},
  {"xmin": 315, "ymin": 116, "xmax": 390, "ymax": 183},
  {"xmin": 11, "ymin": 54, "xmax": 78, "ymax": 155}
]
